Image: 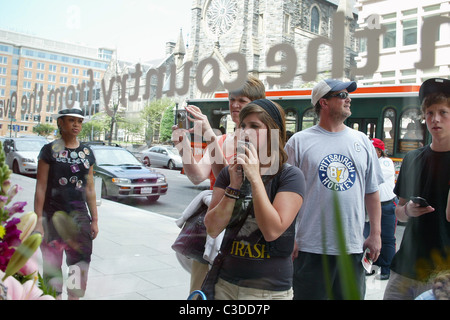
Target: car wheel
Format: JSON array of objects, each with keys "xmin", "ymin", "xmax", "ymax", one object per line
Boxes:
[
  {"xmin": 144, "ymin": 156, "xmax": 151, "ymax": 167},
  {"xmin": 168, "ymin": 160, "xmax": 175, "ymax": 170},
  {"xmin": 12, "ymin": 160, "xmax": 20, "ymax": 174},
  {"xmin": 147, "ymin": 195, "xmax": 160, "ymax": 202}
]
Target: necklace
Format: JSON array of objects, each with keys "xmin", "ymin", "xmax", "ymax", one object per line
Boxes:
[{"xmin": 66, "ymin": 144, "xmax": 80, "ymax": 159}]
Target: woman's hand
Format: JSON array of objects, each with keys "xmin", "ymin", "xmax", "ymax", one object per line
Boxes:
[
  {"xmin": 228, "ymin": 162, "xmax": 244, "ymax": 190},
  {"xmin": 237, "ymin": 142, "xmax": 260, "ymax": 183},
  {"xmin": 185, "ymin": 105, "xmax": 213, "ymax": 136}
]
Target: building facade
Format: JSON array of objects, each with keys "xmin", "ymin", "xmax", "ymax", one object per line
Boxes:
[
  {"xmin": 0, "ymin": 29, "xmax": 112, "ymax": 138},
  {"xmin": 178, "ymin": 0, "xmax": 358, "ymax": 99},
  {"xmin": 355, "ymin": 0, "xmax": 450, "ymax": 85}
]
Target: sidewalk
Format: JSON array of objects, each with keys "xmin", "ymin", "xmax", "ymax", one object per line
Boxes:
[{"xmin": 10, "ymin": 173, "xmax": 392, "ymax": 300}]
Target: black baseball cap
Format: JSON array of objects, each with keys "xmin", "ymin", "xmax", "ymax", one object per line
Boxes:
[{"xmin": 419, "ymin": 78, "xmax": 450, "ymax": 103}]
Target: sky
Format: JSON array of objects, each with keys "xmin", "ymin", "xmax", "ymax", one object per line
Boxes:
[{"xmin": 0, "ymin": 0, "xmax": 192, "ymax": 62}]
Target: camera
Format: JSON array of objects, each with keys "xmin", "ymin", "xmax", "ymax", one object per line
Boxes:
[
  {"xmin": 237, "ymin": 140, "xmax": 250, "ymax": 155},
  {"xmin": 176, "ymin": 110, "xmax": 189, "ymax": 129}
]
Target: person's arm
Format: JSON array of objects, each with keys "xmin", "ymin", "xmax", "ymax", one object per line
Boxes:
[
  {"xmin": 33, "ymin": 159, "xmax": 49, "ymax": 236},
  {"xmin": 172, "ymin": 105, "xmax": 228, "ymax": 185},
  {"xmin": 173, "ymin": 128, "xmax": 212, "ymax": 185},
  {"xmin": 364, "ymin": 191, "xmax": 382, "ymax": 262},
  {"xmin": 85, "ymin": 166, "xmax": 99, "ymax": 240},
  {"xmin": 251, "ymin": 179, "xmax": 303, "ymax": 242},
  {"xmin": 395, "ymin": 196, "xmax": 435, "ymax": 222}
]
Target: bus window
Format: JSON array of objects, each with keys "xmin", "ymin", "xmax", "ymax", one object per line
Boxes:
[
  {"xmin": 398, "ymin": 108, "xmax": 424, "ymax": 153},
  {"xmin": 347, "ymin": 118, "xmax": 376, "ymax": 138},
  {"xmin": 301, "ymin": 108, "xmax": 318, "ymax": 131},
  {"xmin": 285, "ymin": 109, "xmax": 298, "ymax": 134},
  {"xmin": 382, "ymin": 108, "xmax": 396, "ymax": 156}
]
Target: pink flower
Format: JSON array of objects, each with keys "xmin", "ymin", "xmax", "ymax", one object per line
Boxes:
[
  {"xmin": 19, "ymin": 250, "xmax": 39, "ymax": 277},
  {"xmin": 3, "ymin": 218, "xmax": 22, "ymax": 247},
  {"xmin": 0, "ymin": 242, "xmax": 15, "ymax": 272},
  {"xmin": 7, "ymin": 201, "xmax": 27, "ymax": 216},
  {"xmin": 1, "ymin": 270, "xmax": 54, "ymax": 300}
]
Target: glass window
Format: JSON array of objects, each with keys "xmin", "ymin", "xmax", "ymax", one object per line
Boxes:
[
  {"xmin": 311, "ymin": 7, "xmax": 320, "ymax": 34},
  {"xmin": 285, "ymin": 109, "xmax": 298, "ymax": 137},
  {"xmin": 382, "ymin": 108, "xmax": 396, "ymax": 156},
  {"xmin": 398, "ymin": 108, "xmax": 424, "ymax": 153},
  {"xmin": 301, "ymin": 108, "xmax": 318, "ymax": 130},
  {"xmin": 383, "ymin": 23, "xmax": 396, "ymax": 48},
  {"xmin": 403, "ymin": 19, "xmax": 417, "ymax": 46}
]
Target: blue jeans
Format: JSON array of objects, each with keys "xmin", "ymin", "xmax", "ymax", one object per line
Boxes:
[{"xmin": 364, "ymin": 199, "xmax": 397, "ymax": 275}]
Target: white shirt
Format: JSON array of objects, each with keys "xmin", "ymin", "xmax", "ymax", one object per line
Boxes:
[{"xmin": 377, "ymin": 156, "xmax": 396, "ymax": 202}]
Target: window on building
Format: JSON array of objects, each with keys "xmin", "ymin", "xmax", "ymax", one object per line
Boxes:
[
  {"xmin": 383, "ymin": 22, "xmax": 396, "ymax": 48},
  {"xmin": 403, "ymin": 19, "xmax": 417, "ymax": 46},
  {"xmin": 24, "ymin": 71, "xmax": 33, "ymax": 79},
  {"xmin": 311, "ymin": 7, "xmax": 320, "ymax": 34},
  {"xmin": 284, "ymin": 14, "xmax": 291, "ymax": 34}
]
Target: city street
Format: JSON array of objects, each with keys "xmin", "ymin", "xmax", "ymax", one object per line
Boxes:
[{"xmin": 116, "ymin": 167, "xmax": 210, "ymax": 219}]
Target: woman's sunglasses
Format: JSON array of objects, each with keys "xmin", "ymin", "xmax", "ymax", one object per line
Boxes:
[{"xmin": 326, "ymin": 91, "xmax": 349, "ymax": 99}]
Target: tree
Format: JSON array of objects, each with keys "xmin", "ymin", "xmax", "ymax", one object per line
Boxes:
[
  {"xmin": 79, "ymin": 114, "xmax": 108, "ymax": 141},
  {"xmin": 141, "ymin": 98, "xmax": 174, "ymax": 144},
  {"xmin": 32, "ymin": 123, "xmax": 55, "ymax": 137},
  {"xmin": 159, "ymin": 106, "xmax": 176, "ymax": 143}
]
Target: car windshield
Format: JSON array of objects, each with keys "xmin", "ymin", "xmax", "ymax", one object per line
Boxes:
[
  {"xmin": 166, "ymin": 147, "xmax": 179, "ymax": 155},
  {"xmin": 15, "ymin": 140, "xmax": 46, "ymax": 151},
  {"xmin": 94, "ymin": 148, "xmax": 141, "ymax": 166}
]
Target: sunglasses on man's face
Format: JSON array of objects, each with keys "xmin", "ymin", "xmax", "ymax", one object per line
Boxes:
[{"xmin": 327, "ymin": 91, "xmax": 350, "ymax": 99}]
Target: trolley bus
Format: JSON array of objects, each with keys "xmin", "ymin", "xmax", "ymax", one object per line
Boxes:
[{"xmin": 187, "ymin": 84, "xmax": 429, "ymax": 175}]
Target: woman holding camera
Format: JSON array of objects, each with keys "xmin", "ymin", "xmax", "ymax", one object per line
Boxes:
[{"xmin": 204, "ymin": 99, "xmax": 305, "ymax": 300}]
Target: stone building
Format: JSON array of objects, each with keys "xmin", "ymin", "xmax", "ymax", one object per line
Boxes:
[{"xmin": 177, "ymin": 0, "xmax": 359, "ymax": 99}]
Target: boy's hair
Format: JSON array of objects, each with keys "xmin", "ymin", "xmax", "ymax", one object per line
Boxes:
[
  {"xmin": 421, "ymin": 92, "xmax": 450, "ymax": 115},
  {"xmin": 229, "ymin": 75, "xmax": 266, "ymax": 101}
]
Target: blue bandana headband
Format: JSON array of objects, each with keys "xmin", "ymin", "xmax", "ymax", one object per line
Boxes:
[{"xmin": 250, "ymin": 99, "xmax": 284, "ymax": 132}]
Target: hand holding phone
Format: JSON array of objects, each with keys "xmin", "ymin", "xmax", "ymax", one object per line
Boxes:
[{"xmin": 410, "ymin": 196, "xmax": 430, "ymax": 207}]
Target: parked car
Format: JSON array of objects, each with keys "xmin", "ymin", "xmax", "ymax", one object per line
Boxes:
[
  {"xmin": 90, "ymin": 144, "xmax": 168, "ymax": 202},
  {"xmin": 4, "ymin": 137, "xmax": 48, "ymax": 175},
  {"xmin": 140, "ymin": 145, "xmax": 183, "ymax": 170}
]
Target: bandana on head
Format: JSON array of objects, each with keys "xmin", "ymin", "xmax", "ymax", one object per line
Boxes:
[{"xmin": 250, "ymin": 99, "xmax": 284, "ymax": 132}]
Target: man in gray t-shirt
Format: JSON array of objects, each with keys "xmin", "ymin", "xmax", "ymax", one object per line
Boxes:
[{"xmin": 285, "ymin": 79, "xmax": 383, "ymax": 300}]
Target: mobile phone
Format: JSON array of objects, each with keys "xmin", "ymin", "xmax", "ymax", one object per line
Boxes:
[
  {"xmin": 410, "ymin": 196, "xmax": 430, "ymax": 207},
  {"xmin": 237, "ymin": 140, "xmax": 250, "ymax": 155},
  {"xmin": 176, "ymin": 110, "xmax": 189, "ymax": 129}
]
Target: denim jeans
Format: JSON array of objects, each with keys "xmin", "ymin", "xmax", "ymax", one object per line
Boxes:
[{"xmin": 364, "ymin": 199, "xmax": 397, "ymax": 275}]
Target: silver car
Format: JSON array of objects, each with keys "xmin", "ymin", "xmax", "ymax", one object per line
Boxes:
[
  {"xmin": 4, "ymin": 137, "xmax": 48, "ymax": 175},
  {"xmin": 141, "ymin": 145, "xmax": 183, "ymax": 170}
]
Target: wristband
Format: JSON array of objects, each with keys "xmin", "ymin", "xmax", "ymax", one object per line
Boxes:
[
  {"xmin": 404, "ymin": 201, "xmax": 412, "ymax": 217},
  {"xmin": 224, "ymin": 192, "xmax": 239, "ymax": 200},
  {"xmin": 225, "ymin": 186, "xmax": 241, "ymax": 198}
]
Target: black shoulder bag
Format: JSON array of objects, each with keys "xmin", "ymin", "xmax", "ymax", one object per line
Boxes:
[{"xmin": 199, "ymin": 197, "xmax": 253, "ymax": 300}]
